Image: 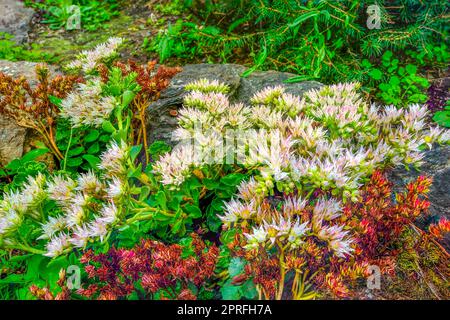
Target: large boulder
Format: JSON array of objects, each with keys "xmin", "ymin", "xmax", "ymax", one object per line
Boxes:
[
  {"xmin": 146, "ymin": 63, "xmax": 322, "ymax": 145},
  {"xmin": 0, "ymin": 0, "xmax": 35, "ymax": 44},
  {"xmin": 0, "ymin": 116, "xmax": 27, "ymax": 166}
]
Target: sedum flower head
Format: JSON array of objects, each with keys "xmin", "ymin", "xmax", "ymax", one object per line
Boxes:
[
  {"xmin": 152, "ymin": 145, "xmax": 195, "ymax": 187},
  {"xmin": 77, "ymin": 171, "xmax": 104, "ymax": 194},
  {"xmin": 44, "ymin": 233, "xmax": 71, "ymax": 257},
  {"xmin": 1, "ymin": 191, "xmax": 27, "ymax": 214},
  {"xmin": 0, "ymin": 209, "xmax": 22, "ymax": 236},
  {"xmin": 236, "ymin": 178, "xmax": 261, "ymax": 203},
  {"xmin": 98, "ymin": 140, "xmax": 129, "ymax": 178},
  {"xmin": 226, "ymin": 193, "xmax": 354, "ymax": 258},
  {"xmin": 87, "ymin": 218, "xmax": 109, "ymax": 242},
  {"xmin": 219, "ymin": 198, "xmax": 255, "ymax": 225},
  {"xmin": 47, "ymin": 175, "xmax": 77, "ymax": 206},
  {"xmin": 38, "ymin": 215, "xmax": 67, "ymax": 240},
  {"xmin": 106, "ymin": 177, "xmax": 126, "ymax": 200},
  {"xmin": 252, "ymin": 86, "xmax": 305, "ymax": 117},
  {"xmin": 97, "ymin": 201, "xmax": 120, "ymax": 225},
  {"xmin": 244, "ymin": 225, "xmax": 268, "ymax": 250},
  {"xmin": 22, "ymin": 173, "xmax": 47, "ymax": 208},
  {"xmin": 70, "ymin": 224, "xmax": 91, "ymax": 248},
  {"xmin": 65, "ymin": 202, "xmax": 87, "ymax": 228},
  {"xmin": 0, "ymin": 174, "xmax": 47, "ymax": 221}
]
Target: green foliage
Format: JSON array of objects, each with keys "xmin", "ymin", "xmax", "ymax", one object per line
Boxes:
[
  {"xmin": 102, "ymin": 67, "xmax": 141, "ymax": 98},
  {"xmin": 122, "ymin": 170, "xmax": 249, "ymax": 246},
  {"xmin": 363, "ymin": 50, "xmax": 430, "ymax": 106},
  {"xmin": 0, "ymin": 148, "xmax": 49, "ymax": 193},
  {"xmin": 147, "ymin": 20, "xmax": 222, "ymax": 64},
  {"xmin": 0, "ymin": 251, "xmax": 79, "ymax": 299},
  {"xmin": 26, "ymin": 0, "xmax": 120, "ymax": 31},
  {"xmin": 407, "ymin": 43, "xmax": 450, "ymax": 69},
  {"xmin": 153, "ymin": 0, "xmax": 185, "ymax": 16},
  {"xmin": 221, "ymin": 257, "xmax": 257, "ymax": 300},
  {"xmin": 0, "ymin": 33, "xmax": 54, "ymax": 62},
  {"xmin": 202, "ymin": 172, "xmax": 247, "ymax": 233},
  {"xmin": 148, "ymin": 141, "xmax": 172, "ymax": 161}
]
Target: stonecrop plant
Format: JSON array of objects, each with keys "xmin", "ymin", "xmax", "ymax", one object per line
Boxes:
[
  {"xmin": 217, "ymin": 170, "xmax": 444, "ymax": 299},
  {"xmin": 75, "ymin": 234, "xmax": 219, "ymax": 300},
  {"xmin": 66, "ymin": 37, "xmax": 124, "ymax": 74},
  {"xmin": 150, "ymin": 78, "xmax": 449, "ymax": 299},
  {"xmin": 0, "ymin": 142, "xmax": 136, "ymax": 256},
  {"xmin": 1, "ymin": 37, "xmax": 449, "ymax": 300},
  {"xmin": 0, "ymin": 39, "xmax": 180, "ymax": 256}
]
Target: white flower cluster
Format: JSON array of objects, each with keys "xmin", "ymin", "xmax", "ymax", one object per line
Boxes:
[
  {"xmin": 0, "ymin": 174, "xmax": 47, "ymax": 240},
  {"xmin": 154, "ymin": 79, "xmax": 450, "ymax": 201},
  {"xmin": 220, "ymin": 179, "xmax": 354, "ymax": 258},
  {"xmin": 67, "ymin": 37, "xmax": 123, "ymax": 73},
  {"xmin": 60, "ymin": 79, "xmax": 117, "ymax": 127},
  {"xmin": 0, "ymin": 141, "xmax": 130, "ymax": 257}
]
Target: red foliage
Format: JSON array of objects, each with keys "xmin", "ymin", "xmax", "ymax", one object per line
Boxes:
[
  {"xmin": 322, "ymin": 172, "xmax": 434, "ymax": 297},
  {"xmin": 344, "ymin": 171, "xmax": 432, "ymax": 259},
  {"xmin": 243, "ymin": 252, "xmax": 280, "ymax": 299},
  {"xmin": 77, "ymin": 234, "xmax": 219, "ymax": 300},
  {"xmin": 111, "ymin": 60, "xmax": 181, "ymax": 99}
]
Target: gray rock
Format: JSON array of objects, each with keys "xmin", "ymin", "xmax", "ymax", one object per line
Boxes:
[
  {"xmin": 146, "ymin": 63, "xmax": 322, "ymax": 145},
  {"xmin": 0, "ymin": 60, "xmax": 49, "ymax": 79},
  {"xmin": 0, "ymin": 0, "xmax": 35, "ymax": 44},
  {"xmin": 0, "ymin": 60, "xmax": 57, "ymax": 165},
  {"xmin": 387, "ymin": 144, "xmax": 450, "ymax": 224}
]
